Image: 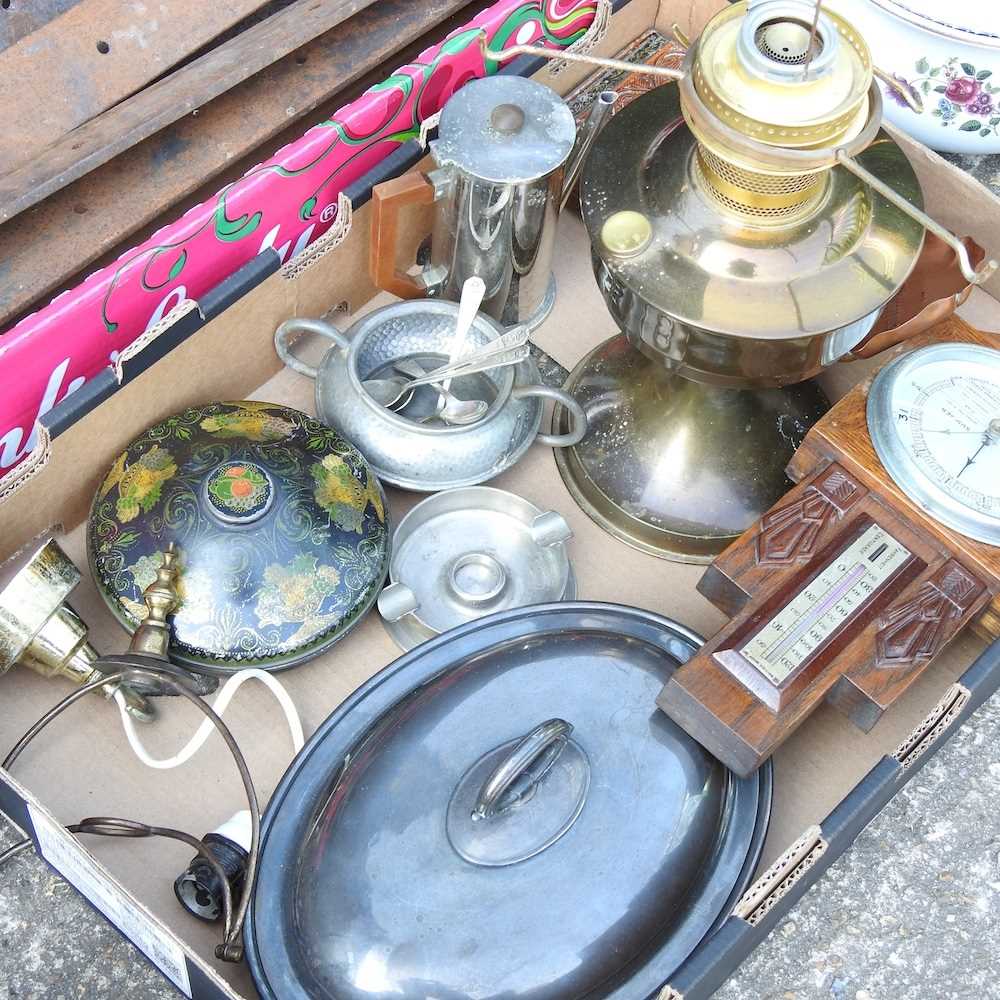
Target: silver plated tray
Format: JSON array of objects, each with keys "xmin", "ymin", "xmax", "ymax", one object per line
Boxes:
[{"xmin": 245, "ymin": 603, "xmax": 772, "ymax": 1000}]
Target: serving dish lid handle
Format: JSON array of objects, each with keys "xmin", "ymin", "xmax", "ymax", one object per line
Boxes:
[{"xmin": 472, "ymin": 718, "xmax": 573, "ymax": 820}]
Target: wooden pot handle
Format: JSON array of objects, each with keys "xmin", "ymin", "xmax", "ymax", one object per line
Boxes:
[
  {"xmin": 369, "ymin": 172, "xmax": 435, "ymax": 299},
  {"xmin": 848, "ymin": 234, "xmax": 985, "ymax": 360}
]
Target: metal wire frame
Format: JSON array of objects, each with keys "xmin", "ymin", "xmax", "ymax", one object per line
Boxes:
[
  {"xmin": 0, "ymin": 821, "xmax": 234, "ymax": 936},
  {"xmin": 2, "ymin": 665, "xmax": 260, "ymax": 963}
]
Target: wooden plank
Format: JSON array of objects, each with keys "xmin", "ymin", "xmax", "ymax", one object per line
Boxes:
[
  {"xmin": 0, "ymin": 0, "xmax": 476, "ymax": 327},
  {"xmin": 0, "ymin": 0, "xmax": 271, "ymax": 174},
  {"xmin": 0, "ymin": 0, "xmax": 81, "ymax": 49},
  {"xmin": 0, "ymin": 0, "xmax": 381, "ymax": 222}
]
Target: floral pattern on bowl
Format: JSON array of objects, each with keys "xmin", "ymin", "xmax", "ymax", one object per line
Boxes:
[{"xmin": 889, "ymin": 57, "xmax": 1000, "ymax": 138}]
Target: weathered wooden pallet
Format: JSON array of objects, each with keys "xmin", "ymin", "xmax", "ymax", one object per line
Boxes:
[
  {"xmin": 0, "ymin": 0, "xmax": 274, "ymax": 173},
  {"xmin": 0, "ymin": 0, "xmax": 384, "ymax": 222},
  {"xmin": 0, "ymin": 0, "xmax": 475, "ymax": 327}
]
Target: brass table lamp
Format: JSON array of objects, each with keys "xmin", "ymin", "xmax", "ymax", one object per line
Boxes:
[{"xmin": 536, "ymin": 0, "xmax": 994, "ymax": 562}]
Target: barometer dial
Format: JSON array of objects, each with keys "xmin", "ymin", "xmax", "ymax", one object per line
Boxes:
[{"xmin": 867, "ymin": 344, "xmax": 1000, "ymax": 546}]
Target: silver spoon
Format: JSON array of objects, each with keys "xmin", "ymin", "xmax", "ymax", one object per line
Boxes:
[
  {"xmin": 393, "ymin": 359, "xmax": 488, "ymax": 425},
  {"xmin": 416, "ymin": 275, "xmax": 487, "ymax": 425},
  {"xmin": 364, "ymin": 343, "xmax": 529, "ymax": 409},
  {"xmin": 362, "ymin": 276, "xmax": 489, "ymax": 412},
  {"xmin": 441, "ymin": 276, "xmax": 486, "ymax": 396},
  {"xmin": 363, "ymin": 373, "xmax": 417, "ymax": 409}
]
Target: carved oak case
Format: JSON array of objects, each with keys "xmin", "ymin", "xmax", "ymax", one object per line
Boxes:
[{"xmin": 658, "ymin": 320, "xmax": 1000, "ymax": 777}]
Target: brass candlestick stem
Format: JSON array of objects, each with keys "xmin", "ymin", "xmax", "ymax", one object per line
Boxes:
[{"xmin": 92, "ymin": 543, "xmax": 219, "ymax": 699}]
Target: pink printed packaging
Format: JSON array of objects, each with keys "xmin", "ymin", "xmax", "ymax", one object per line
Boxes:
[{"xmin": 0, "ymin": 0, "xmax": 600, "ymax": 476}]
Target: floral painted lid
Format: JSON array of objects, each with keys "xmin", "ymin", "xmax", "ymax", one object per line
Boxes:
[{"xmin": 88, "ymin": 401, "xmax": 389, "ymax": 674}]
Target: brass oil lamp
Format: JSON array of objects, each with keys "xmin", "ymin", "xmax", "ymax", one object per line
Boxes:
[
  {"xmin": 486, "ymin": 0, "xmax": 995, "ymax": 562},
  {"xmin": 0, "ymin": 537, "xmax": 154, "ymax": 720}
]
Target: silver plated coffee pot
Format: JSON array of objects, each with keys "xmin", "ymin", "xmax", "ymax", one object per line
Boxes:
[{"xmin": 369, "ymin": 74, "xmax": 614, "ymax": 329}]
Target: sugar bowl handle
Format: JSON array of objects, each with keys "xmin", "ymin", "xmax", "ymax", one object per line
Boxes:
[
  {"xmin": 512, "ymin": 384, "xmax": 588, "ymax": 447},
  {"xmin": 275, "ymin": 317, "xmax": 350, "ymax": 379},
  {"xmin": 370, "ymin": 172, "xmax": 437, "ymax": 299},
  {"xmin": 473, "ymin": 719, "xmax": 573, "ymax": 820}
]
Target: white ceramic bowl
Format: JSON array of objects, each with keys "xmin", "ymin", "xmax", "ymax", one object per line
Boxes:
[{"xmin": 829, "ymin": 0, "xmax": 1000, "ymax": 153}]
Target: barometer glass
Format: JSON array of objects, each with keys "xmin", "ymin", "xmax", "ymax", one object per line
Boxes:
[{"xmin": 867, "ymin": 344, "xmax": 1000, "ymax": 546}]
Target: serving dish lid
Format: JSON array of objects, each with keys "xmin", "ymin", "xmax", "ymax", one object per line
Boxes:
[
  {"xmin": 87, "ymin": 401, "xmax": 389, "ymax": 674},
  {"xmin": 246, "ymin": 603, "xmax": 771, "ymax": 1000}
]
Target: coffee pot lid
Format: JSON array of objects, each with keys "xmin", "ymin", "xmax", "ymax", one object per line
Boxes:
[
  {"xmin": 87, "ymin": 401, "xmax": 389, "ymax": 674},
  {"xmin": 434, "ymin": 75, "xmax": 576, "ymax": 183}
]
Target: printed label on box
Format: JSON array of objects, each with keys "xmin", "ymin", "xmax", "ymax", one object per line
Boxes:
[{"xmin": 27, "ymin": 803, "xmax": 192, "ymax": 997}]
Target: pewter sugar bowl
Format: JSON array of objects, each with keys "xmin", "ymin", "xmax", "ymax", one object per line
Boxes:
[{"xmin": 275, "ymin": 300, "xmax": 586, "ymax": 492}]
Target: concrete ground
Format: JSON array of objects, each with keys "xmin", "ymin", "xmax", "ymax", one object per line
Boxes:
[{"xmin": 3, "ymin": 687, "xmax": 1000, "ymax": 999}]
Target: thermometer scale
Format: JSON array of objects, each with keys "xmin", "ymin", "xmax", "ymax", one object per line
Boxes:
[
  {"xmin": 740, "ymin": 525, "xmax": 913, "ymax": 687},
  {"xmin": 658, "ymin": 323, "xmax": 1000, "ymax": 777}
]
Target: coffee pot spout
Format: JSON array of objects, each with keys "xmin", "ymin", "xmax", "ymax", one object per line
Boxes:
[{"xmin": 561, "ymin": 90, "xmax": 617, "ymax": 212}]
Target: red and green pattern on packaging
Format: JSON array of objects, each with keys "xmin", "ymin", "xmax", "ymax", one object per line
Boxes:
[{"xmin": 0, "ymin": 1, "xmax": 600, "ymax": 475}]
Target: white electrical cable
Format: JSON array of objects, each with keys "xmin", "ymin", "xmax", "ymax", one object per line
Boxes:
[{"xmin": 113, "ymin": 668, "xmax": 304, "ymax": 770}]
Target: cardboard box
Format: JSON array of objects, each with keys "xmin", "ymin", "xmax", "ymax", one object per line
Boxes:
[{"xmin": 2, "ymin": 2, "xmax": 1000, "ymax": 998}]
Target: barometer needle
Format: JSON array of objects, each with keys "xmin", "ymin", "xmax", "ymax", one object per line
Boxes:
[{"xmin": 957, "ymin": 440, "xmax": 989, "ymax": 479}]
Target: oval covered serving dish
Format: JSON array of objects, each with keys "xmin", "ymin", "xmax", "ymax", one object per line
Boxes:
[
  {"xmin": 245, "ymin": 603, "xmax": 772, "ymax": 1000},
  {"xmin": 829, "ymin": 0, "xmax": 1000, "ymax": 152},
  {"xmin": 87, "ymin": 401, "xmax": 389, "ymax": 674}
]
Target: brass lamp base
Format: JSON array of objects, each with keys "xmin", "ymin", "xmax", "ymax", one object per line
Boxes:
[
  {"xmin": 552, "ymin": 335, "xmax": 830, "ymax": 563},
  {"xmin": 0, "ymin": 538, "xmax": 154, "ymax": 720}
]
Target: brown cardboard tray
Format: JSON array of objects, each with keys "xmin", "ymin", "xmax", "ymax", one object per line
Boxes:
[{"xmin": 2, "ymin": 2, "xmax": 1000, "ymax": 998}]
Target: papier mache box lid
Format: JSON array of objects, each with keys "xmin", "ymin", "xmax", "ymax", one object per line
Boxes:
[{"xmin": 87, "ymin": 401, "xmax": 389, "ymax": 675}]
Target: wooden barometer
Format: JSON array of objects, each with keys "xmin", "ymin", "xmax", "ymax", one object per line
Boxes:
[{"xmin": 658, "ymin": 320, "xmax": 1000, "ymax": 776}]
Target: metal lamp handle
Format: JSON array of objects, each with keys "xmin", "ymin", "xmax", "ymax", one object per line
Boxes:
[
  {"xmin": 847, "ymin": 233, "xmax": 986, "ymax": 360},
  {"xmin": 274, "ymin": 317, "xmax": 349, "ymax": 379},
  {"xmin": 512, "ymin": 384, "xmax": 588, "ymax": 447},
  {"xmin": 473, "ymin": 719, "xmax": 573, "ymax": 820},
  {"xmin": 835, "ymin": 150, "xmax": 998, "ymax": 287},
  {"xmin": 478, "ymin": 32, "xmax": 683, "ymax": 81}
]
